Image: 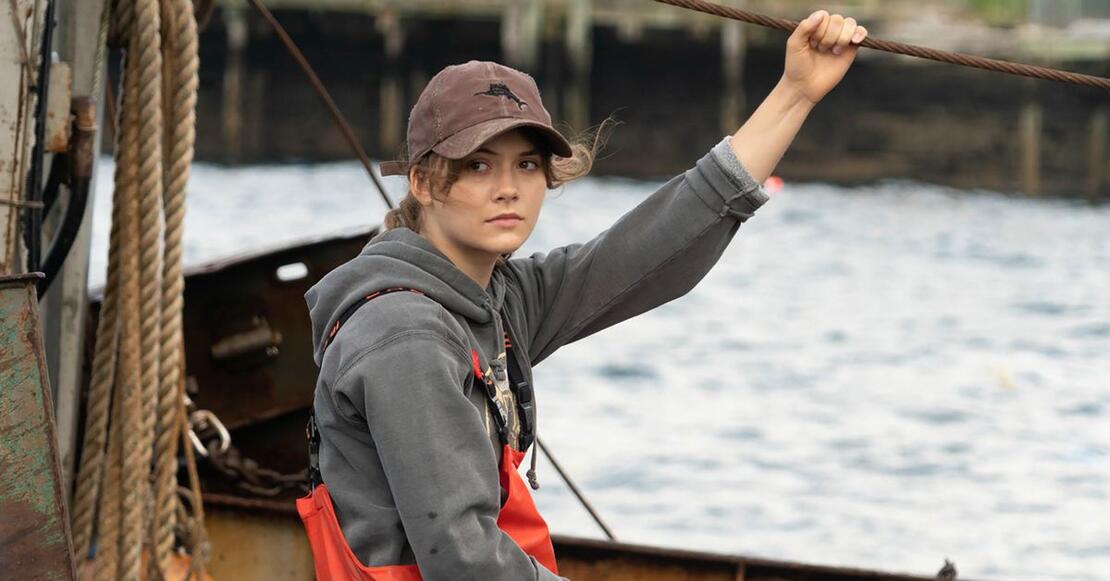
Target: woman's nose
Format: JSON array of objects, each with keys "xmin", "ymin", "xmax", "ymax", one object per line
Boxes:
[{"xmin": 495, "ymin": 170, "xmax": 519, "ymax": 201}]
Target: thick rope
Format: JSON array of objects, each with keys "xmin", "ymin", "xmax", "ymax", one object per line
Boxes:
[
  {"xmin": 88, "ymin": 0, "xmax": 144, "ymax": 573},
  {"xmin": 179, "ymin": 373, "xmax": 210, "ymax": 579},
  {"xmin": 72, "ymin": 0, "xmax": 143, "ymax": 559},
  {"xmin": 69, "ymin": 34, "xmax": 124, "ymax": 558},
  {"xmin": 133, "ymin": 0, "xmax": 165, "ymax": 574},
  {"xmin": 78, "ymin": 0, "xmax": 141, "ymax": 563},
  {"xmin": 93, "ymin": 386, "xmax": 124, "ymax": 580},
  {"xmin": 74, "ymin": 0, "xmax": 201, "ymax": 576},
  {"xmin": 92, "ymin": 4, "xmax": 144, "ymax": 570},
  {"xmin": 91, "ymin": 0, "xmax": 111, "ymax": 101},
  {"xmin": 653, "ymin": 0, "xmax": 1110, "ymax": 91},
  {"xmin": 118, "ymin": 2, "xmax": 156, "ymax": 575},
  {"xmin": 151, "ymin": 0, "xmax": 198, "ymax": 573}
]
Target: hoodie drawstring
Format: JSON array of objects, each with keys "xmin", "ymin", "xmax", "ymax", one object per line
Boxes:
[{"xmin": 526, "ymin": 443, "xmax": 540, "ymax": 490}]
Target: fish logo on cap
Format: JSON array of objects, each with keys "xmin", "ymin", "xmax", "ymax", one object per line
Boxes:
[{"xmin": 474, "ymin": 83, "xmax": 528, "ymax": 110}]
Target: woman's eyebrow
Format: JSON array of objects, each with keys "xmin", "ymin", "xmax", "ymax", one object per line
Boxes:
[{"xmin": 473, "ymin": 148, "xmax": 540, "ymax": 157}]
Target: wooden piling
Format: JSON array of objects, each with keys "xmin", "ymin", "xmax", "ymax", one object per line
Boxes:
[
  {"xmin": 378, "ymin": 8, "xmax": 404, "ymax": 157},
  {"xmin": 1086, "ymin": 106, "xmax": 1107, "ymax": 201},
  {"xmin": 245, "ymin": 69, "xmax": 267, "ymax": 160},
  {"xmin": 222, "ymin": 5, "xmax": 247, "ymax": 164},
  {"xmin": 503, "ymin": 0, "xmax": 543, "ymax": 72},
  {"xmin": 615, "ymin": 0, "xmax": 643, "ymax": 42},
  {"xmin": 565, "ymin": 0, "xmax": 592, "ymax": 132},
  {"xmin": 542, "ymin": 15, "xmax": 562, "ymax": 121},
  {"xmin": 720, "ymin": 0, "xmax": 747, "ymax": 135},
  {"xmin": 1020, "ymin": 100, "xmax": 1042, "ymax": 196}
]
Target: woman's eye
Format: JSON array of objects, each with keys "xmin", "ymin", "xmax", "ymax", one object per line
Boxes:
[
  {"xmin": 519, "ymin": 160, "xmax": 540, "ymax": 170},
  {"xmin": 468, "ymin": 160, "xmax": 490, "ymax": 172}
]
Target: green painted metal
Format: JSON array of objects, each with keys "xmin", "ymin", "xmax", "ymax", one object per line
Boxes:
[{"xmin": 0, "ymin": 273, "xmax": 77, "ymax": 581}]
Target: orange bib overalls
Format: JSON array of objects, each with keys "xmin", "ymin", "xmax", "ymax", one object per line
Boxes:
[{"xmin": 298, "ymin": 287, "xmax": 557, "ymax": 580}]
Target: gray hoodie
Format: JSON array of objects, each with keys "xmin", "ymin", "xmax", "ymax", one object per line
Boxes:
[{"xmin": 305, "ymin": 137, "xmax": 769, "ymax": 580}]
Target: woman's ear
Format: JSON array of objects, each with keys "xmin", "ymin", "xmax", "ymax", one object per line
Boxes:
[{"xmin": 409, "ymin": 166, "xmax": 433, "ymax": 207}]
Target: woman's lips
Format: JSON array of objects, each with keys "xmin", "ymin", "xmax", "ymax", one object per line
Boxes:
[{"xmin": 488, "ymin": 216, "xmax": 522, "ymax": 226}]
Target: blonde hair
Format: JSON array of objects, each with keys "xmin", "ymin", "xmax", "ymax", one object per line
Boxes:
[{"xmin": 383, "ymin": 123, "xmax": 610, "ymax": 233}]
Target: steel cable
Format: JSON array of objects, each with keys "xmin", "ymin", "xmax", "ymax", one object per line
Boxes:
[
  {"xmin": 245, "ymin": 0, "xmax": 395, "ymax": 210},
  {"xmin": 653, "ymin": 0, "xmax": 1110, "ymax": 91}
]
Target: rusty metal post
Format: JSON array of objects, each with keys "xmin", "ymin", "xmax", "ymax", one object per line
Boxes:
[{"xmin": 0, "ymin": 273, "xmax": 77, "ymax": 580}]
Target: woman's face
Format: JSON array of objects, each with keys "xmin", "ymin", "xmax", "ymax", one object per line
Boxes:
[{"xmin": 416, "ymin": 128, "xmax": 548, "ymax": 263}]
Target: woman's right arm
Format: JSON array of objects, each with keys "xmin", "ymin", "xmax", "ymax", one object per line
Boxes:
[
  {"xmin": 327, "ymin": 309, "xmax": 564, "ymax": 580},
  {"xmin": 504, "ymin": 139, "xmax": 769, "ymax": 366},
  {"xmin": 504, "ymin": 11, "xmax": 867, "ymax": 366}
]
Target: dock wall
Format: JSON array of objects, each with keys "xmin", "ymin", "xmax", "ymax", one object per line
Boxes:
[{"xmin": 170, "ymin": 4, "xmax": 1108, "ymax": 198}]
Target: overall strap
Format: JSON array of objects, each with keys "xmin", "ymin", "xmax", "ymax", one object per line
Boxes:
[
  {"xmin": 502, "ymin": 317, "xmax": 536, "ymax": 452},
  {"xmin": 311, "ymin": 287, "xmax": 424, "ymax": 489},
  {"xmin": 321, "ymin": 287, "xmax": 425, "ymax": 352},
  {"xmin": 471, "ymin": 349, "xmax": 511, "ymax": 447},
  {"xmin": 307, "ymin": 411, "xmax": 322, "ymax": 488},
  {"xmin": 309, "ymin": 287, "xmax": 536, "ymax": 487}
]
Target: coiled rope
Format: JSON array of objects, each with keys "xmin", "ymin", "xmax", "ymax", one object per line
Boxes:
[
  {"xmin": 69, "ymin": 0, "xmax": 203, "ymax": 578},
  {"xmin": 653, "ymin": 0, "xmax": 1110, "ymax": 91}
]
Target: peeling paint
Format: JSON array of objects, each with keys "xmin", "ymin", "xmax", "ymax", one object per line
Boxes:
[
  {"xmin": 1, "ymin": 0, "xmax": 39, "ymax": 275},
  {"xmin": 44, "ymin": 62, "xmax": 72, "ymax": 153},
  {"xmin": 0, "ymin": 275, "xmax": 76, "ymax": 579}
]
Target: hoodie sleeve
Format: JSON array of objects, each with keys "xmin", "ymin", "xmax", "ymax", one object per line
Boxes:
[
  {"xmin": 507, "ymin": 136, "xmax": 770, "ymax": 365},
  {"xmin": 330, "ymin": 326, "xmax": 565, "ymax": 581}
]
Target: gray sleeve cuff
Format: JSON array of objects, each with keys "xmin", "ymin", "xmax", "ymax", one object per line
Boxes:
[
  {"xmin": 711, "ymin": 135, "xmax": 765, "ymax": 194},
  {"xmin": 694, "ymin": 136, "xmax": 770, "ymax": 222}
]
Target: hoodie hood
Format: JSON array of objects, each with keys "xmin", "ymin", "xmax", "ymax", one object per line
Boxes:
[{"xmin": 306, "ymin": 227, "xmax": 507, "ymax": 364}]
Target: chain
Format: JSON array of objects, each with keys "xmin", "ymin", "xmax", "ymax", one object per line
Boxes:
[
  {"xmin": 203, "ymin": 440, "xmax": 310, "ymax": 497},
  {"xmin": 184, "ymin": 393, "xmax": 309, "ymax": 498}
]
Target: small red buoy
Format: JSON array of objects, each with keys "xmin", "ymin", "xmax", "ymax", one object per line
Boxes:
[{"xmin": 763, "ymin": 175, "xmax": 785, "ymax": 193}]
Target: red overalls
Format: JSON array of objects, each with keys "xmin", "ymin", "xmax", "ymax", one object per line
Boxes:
[{"xmin": 298, "ymin": 287, "xmax": 557, "ymax": 580}]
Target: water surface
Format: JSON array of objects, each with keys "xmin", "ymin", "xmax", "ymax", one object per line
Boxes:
[{"xmin": 92, "ymin": 159, "xmax": 1110, "ymax": 580}]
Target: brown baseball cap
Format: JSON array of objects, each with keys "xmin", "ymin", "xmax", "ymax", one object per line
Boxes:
[{"xmin": 379, "ymin": 60, "xmax": 573, "ymax": 177}]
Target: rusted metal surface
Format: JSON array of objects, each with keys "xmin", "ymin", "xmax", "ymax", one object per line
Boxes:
[
  {"xmin": 551, "ymin": 535, "xmax": 936, "ymax": 581},
  {"xmin": 87, "ymin": 226, "xmax": 376, "ymax": 433},
  {"xmin": 85, "ymin": 227, "xmax": 376, "ymax": 505},
  {"xmin": 1, "ymin": 0, "xmax": 38, "ymax": 275},
  {"xmin": 202, "ymin": 494, "xmax": 937, "ymax": 581},
  {"xmin": 205, "ymin": 503, "xmax": 315, "ymax": 580},
  {"xmin": 181, "ymin": 228, "xmax": 374, "ymax": 430},
  {"xmin": 0, "ymin": 273, "xmax": 77, "ymax": 581},
  {"xmin": 44, "ymin": 62, "xmax": 72, "ymax": 153},
  {"xmin": 48, "ymin": 0, "xmax": 109, "ymax": 498}
]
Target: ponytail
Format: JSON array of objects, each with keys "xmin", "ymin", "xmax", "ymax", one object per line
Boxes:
[{"xmin": 383, "ymin": 194, "xmax": 423, "ymax": 231}]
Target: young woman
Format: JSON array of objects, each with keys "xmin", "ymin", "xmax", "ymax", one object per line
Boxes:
[{"xmin": 300, "ymin": 10, "xmax": 868, "ymax": 580}]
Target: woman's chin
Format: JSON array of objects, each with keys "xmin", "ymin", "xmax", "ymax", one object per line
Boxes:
[{"xmin": 482, "ymin": 236, "xmax": 526, "ymax": 257}]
